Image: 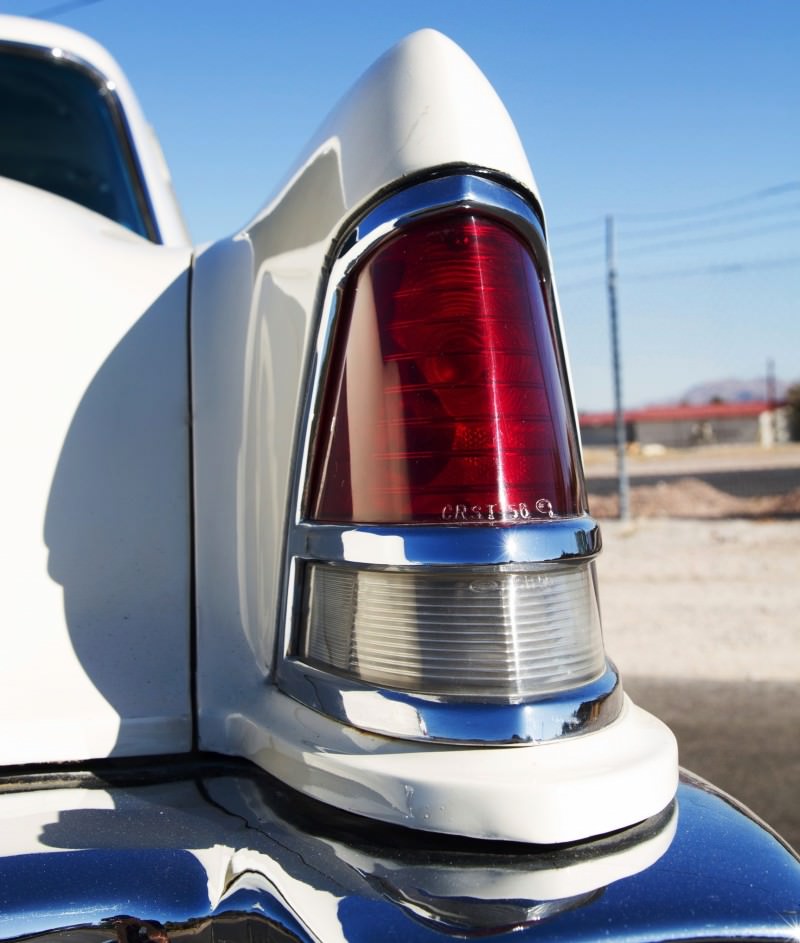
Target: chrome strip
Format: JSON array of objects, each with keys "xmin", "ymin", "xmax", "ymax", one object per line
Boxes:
[
  {"xmin": 276, "ymin": 173, "xmax": 612, "ymax": 746},
  {"xmin": 346, "ymin": 173, "xmax": 548, "ymax": 273},
  {"xmin": 277, "ymin": 659, "xmax": 621, "ymax": 745},
  {"xmin": 290, "ymin": 517, "xmax": 601, "ymax": 567}
]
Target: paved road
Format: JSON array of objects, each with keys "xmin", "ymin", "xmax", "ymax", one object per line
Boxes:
[
  {"xmin": 598, "ymin": 517, "xmax": 800, "ymax": 854},
  {"xmin": 625, "ymin": 677, "xmax": 800, "ymax": 853},
  {"xmin": 587, "ymin": 465, "xmax": 800, "ymax": 499}
]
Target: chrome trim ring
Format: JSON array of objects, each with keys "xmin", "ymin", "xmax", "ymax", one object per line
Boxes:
[
  {"xmin": 347, "ymin": 173, "xmax": 548, "ymax": 272},
  {"xmin": 290, "ymin": 518, "xmax": 601, "ymax": 567},
  {"xmin": 277, "ymin": 659, "xmax": 622, "ymax": 745}
]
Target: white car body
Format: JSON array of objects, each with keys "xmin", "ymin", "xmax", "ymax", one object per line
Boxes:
[
  {"xmin": 3, "ymin": 18, "xmax": 800, "ymax": 943},
  {"xmin": 3, "ymin": 14, "xmax": 674, "ymax": 845}
]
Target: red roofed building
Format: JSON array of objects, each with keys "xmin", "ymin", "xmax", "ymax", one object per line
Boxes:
[{"xmin": 579, "ymin": 401, "xmax": 788, "ymax": 448}]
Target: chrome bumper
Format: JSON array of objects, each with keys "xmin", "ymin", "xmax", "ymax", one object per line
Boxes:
[{"xmin": 0, "ymin": 761, "xmax": 798, "ymax": 943}]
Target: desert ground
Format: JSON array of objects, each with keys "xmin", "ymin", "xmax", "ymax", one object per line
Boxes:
[{"xmin": 586, "ymin": 444, "xmax": 800, "ymax": 850}]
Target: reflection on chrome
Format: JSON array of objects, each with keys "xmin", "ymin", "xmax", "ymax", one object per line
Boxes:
[
  {"xmin": 4, "ymin": 768, "xmax": 800, "ymax": 943},
  {"xmin": 222, "ymin": 773, "xmax": 677, "ymax": 937},
  {"xmin": 2, "ymin": 774, "xmax": 676, "ymax": 943},
  {"xmin": 319, "ymin": 801, "xmax": 677, "ymax": 934},
  {"xmin": 286, "ymin": 660, "xmax": 623, "ymax": 745}
]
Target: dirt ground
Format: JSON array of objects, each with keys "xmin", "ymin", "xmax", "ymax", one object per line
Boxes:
[
  {"xmin": 589, "ymin": 461, "xmax": 800, "ymax": 850},
  {"xmin": 597, "ymin": 517, "xmax": 799, "ymax": 682},
  {"xmin": 589, "ymin": 476, "xmax": 800, "ymax": 519},
  {"xmin": 590, "ymin": 477, "xmax": 800, "ymax": 520}
]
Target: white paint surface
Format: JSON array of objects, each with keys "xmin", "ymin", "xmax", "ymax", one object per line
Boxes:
[
  {"xmin": 0, "ymin": 179, "xmax": 192, "ymax": 763},
  {"xmin": 190, "ymin": 29, "xmax": 678, "ymax": 841}
]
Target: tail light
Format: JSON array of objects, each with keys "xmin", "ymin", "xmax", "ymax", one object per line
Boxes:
[
  {"xmin": 307, "ymin": 213, "xmax": 584, "ymax": 524},
  {"xmin": 278, "ymin": 176, "xmax": 617, "ymax": 742}
]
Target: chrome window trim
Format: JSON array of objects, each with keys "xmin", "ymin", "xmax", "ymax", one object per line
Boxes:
[
  {"xmin": 275, "ymin": 173, "xmax": 616, "ymax": 746},
  {"xmin": 0, "ymin": 40, "xmax": 162, "ymax": 243}
]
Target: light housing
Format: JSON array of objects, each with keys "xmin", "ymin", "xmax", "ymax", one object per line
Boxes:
[{"xmin": 279, "ymin": 176, "xmax": 616, "ymax": 743}]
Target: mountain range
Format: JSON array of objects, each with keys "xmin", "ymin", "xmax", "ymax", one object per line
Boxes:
[{"xmin": 665, "ymin": 376, "xmax": 795, "ymax": 406}]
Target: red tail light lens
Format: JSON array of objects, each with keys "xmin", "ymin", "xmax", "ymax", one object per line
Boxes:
[{"xmin": 307, "ymin": 212, "xmax": 584, "ymax": 524}]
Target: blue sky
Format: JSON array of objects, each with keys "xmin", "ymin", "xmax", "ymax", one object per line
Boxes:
[{"xmin": 5, "ymin": 0, "xmax": 799, "ymax": 410}]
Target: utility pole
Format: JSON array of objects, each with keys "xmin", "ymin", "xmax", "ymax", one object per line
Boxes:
[
  {"xmin": 766, "ymin": 357, "xmax": 777, "ymax": 446},
  {"xmin": 606, "ymin": 215, "xmax": 630, "ymax": 521}
]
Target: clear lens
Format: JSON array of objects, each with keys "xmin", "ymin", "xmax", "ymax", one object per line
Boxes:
[{"xmin": 300, "ymin": 563, "xmax": 605, "ymax": 699}]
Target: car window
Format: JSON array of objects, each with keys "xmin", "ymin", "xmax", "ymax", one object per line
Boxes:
[{"xmin": 0, "ymin": 46, "xmax": 156, "ymax": 240}]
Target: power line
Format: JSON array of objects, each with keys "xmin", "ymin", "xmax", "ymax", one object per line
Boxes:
[
  {"xmin": 619, "ymin": 219, "xmax": 800, "ymax": 259},
  {"xmin": 556, "ymin": 275, "xmax": 604, "ymax": 293},
  {"xmin": 558, "ymin": 253, "xmax": 800, "ymax": 292},
  {"xmin": 28, "ymin": 0, "xmax": 106, "ymax": 18},
  {"xmin": 549, "ymin": 181, "xmax": 800, "ymax": 236},
  {"xmin": 549, "ymin": 232, "xmax": 604, "ymax": 255},
  {"xmin": 615, "ymin": 181, "xmax": 800, "ymax": 223},
  {"xmin": 554, "ymin": 254, "xmax": 604, "ymax": 271},
  {"xmin": 625, "ymin": 254, "xmax": 800, "ymax": 282},
  {"xmin": 554, "ymin": 213, "xmax": 800, "ymax": 268},
  {"xmin": 616, "ymin": 201, "xmax": 800, "ymax": 241},
  {"xmin": 549, "ymin": 216, "xmax": 604, "ymax": 236}
]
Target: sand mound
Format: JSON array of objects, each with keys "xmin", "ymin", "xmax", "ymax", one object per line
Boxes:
[{"xmin": 589, "ymin": 477, "xmax": 800, "ymax": 519}]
